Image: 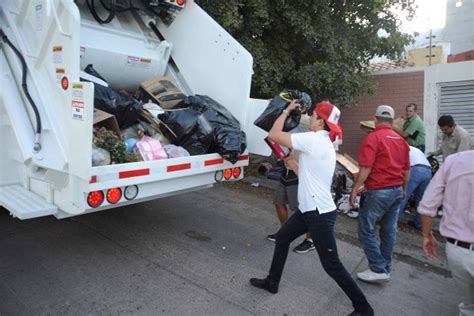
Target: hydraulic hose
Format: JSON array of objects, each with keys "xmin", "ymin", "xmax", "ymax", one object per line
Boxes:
[
  {"xmin": 85, "ymin": 0, "xmax": 141, "ymax": 25},
  {"xmin": 86, "ymin": 0, "xmax": 116, "ymax": 24},
  {"xmin": 0, "ymin": 28, "xmax": 42, "ymax": 152},
  {"xmin": 148, "ymin": 21, "xmax": 165, "ymax": 41}
]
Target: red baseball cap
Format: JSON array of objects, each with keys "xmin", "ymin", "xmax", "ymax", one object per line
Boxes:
[{"xmin": 314, "ymin": 101, "xmax": 342, "ymax": 134}]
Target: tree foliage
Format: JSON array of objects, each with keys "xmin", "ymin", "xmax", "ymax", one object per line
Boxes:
[{"xmin": 195, "ymin": 0, "xmax": 415, "ymax": 107}]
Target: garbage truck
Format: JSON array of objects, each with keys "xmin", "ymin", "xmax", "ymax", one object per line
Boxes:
[{"xmin": 0, "ymin": 0, "xmax": 271, "ymax": 219}]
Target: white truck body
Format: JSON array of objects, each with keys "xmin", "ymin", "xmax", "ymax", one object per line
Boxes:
[{"xmin": 0, "ymin": 0, "xmax": 271, "ymax": 219}]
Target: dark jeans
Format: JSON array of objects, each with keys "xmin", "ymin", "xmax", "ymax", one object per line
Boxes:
[
  {"xmin": 268, "ymin": 210, "xmax": 370, "ymax": 311},
  {"xmin": 398, "ymin": 165, "xmax": 432, "ymax": 228},
  {"xmin": 358, "ymin": 186, "xmax": 403, "ymax": 274}
]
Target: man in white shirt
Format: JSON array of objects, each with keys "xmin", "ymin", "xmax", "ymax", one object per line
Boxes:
[
  {"xmin": 249, "ymin": 101, "xmax": 373, "ymax": 316},
  {"xmin": 397, "ymin": 146, "xmax": 432, "ymax": 229}
]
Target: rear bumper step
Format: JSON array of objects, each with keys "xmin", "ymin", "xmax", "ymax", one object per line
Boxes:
[{"xmin": 0, "ymin": 185, "xmax": 57, "ymax": 219}]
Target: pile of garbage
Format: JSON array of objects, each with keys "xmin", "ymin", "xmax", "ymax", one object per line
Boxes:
[{"xmin": 83, "ymin": 65, "xmax": 247, "ymax": 166}]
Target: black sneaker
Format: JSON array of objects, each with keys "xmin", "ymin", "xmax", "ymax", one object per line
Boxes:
[
  {"xmin": 349, "ymin": 306, "xmax": 374, "ymax": 316},
  {"xmin": 293, "ymin": 239, "xmax": 315, "ymax": 253},
  {"xmin": 266, "ymin": 234, "xmax": 277, "ymax": 242},
  {"xmin": 249, "ymin": 277, "xmax": 279, "ymax": 294}
]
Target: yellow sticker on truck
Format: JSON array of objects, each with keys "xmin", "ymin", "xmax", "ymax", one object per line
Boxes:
[
  {"xmin": 52, "ymin": 46, "xmax": 63, "ymax": 64},
  {"xmin": 55, "ymin": 68, "xmax": 65, "ymax": 83},
  {"xmin": 72, "ymin": 83, "xmax": 84, "ymax": 101}
]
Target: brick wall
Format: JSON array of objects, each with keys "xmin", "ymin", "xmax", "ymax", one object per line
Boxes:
[
  {"xmin": 447, "ymin": 50, "xmax": 474, "ymax": 63},
  {"xmin": 339, "ymin": 71, "xmax": 424, "ymax": 159}
]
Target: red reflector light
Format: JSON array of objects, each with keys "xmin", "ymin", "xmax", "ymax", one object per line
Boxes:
[
  {"xmin": 177, "ymin": 0, "xmax": 185, "ymax": 5},
  {"xmin": 205, "ymin": 158, "xmax": 224, "ymax": 166},
  {"xmin": 233, "ymin": 167, "xmax": 241, "ymax": 178},
  {"xmin": 106, "ymin": 188, "xmax": 122, "ymax": 204},
  {"xmin": 167, "ymin": 163, "xmax": 191, "ymax": 172},
  {"xmin": 238, "ymin": 155, "xmax": 249, "ymax": 161},
  {"xmin": 61, "ymin": 76, "xmax": 69, "ymax": 90},
  {"xmin": 87, "ymin": 191, "xmax": 104, "ymax": 208},
  {"xmin": 224, "ymin": 168, "xmax": 232, "ymax": 180}
]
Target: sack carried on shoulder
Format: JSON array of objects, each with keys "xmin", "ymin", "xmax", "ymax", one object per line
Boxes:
[
  {"xmin": 253, "ymin": 89, "xmax": 311, "ymax": 132},
  {"xmin": 280, "ymin": 169, "xmax": 298, "ymax": 186}
]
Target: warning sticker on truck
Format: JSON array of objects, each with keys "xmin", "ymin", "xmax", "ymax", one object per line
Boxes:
[
  {"xmin": 126, "ymin": 56, "xmax": 152, "ymax": 69},
  {"xmin": 52, "ymin": 46, "xmax": 63, "ymax": 64},
  {"xmin": 72, "ymin": 83, "xmax": 84, "ymax": 100},
  {"xmin": 72, "ymin": 101, "xmax": 84, "ymax": 121},
  {"xmin": 55, "ymin": 68, "xmax": 65, "ymax": 83}
]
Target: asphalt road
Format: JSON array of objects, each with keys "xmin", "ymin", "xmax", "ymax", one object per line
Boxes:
[{"xmin": 0, "ymin": 182, "xmax": 460, "ymax": 315}]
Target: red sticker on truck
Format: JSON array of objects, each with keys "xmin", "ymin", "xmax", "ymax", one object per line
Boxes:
[
  {"xmin": 72, "ymin": 100, "xmax": 84, "ymax": 121},
  {"xmin": 126, "ymin": 55, "xmax": 152, "ymax": 69}
]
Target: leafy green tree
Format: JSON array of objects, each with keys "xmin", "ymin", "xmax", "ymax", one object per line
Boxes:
[{"xmin": 196, "ymin": 0, "xmax": 414, "ymax": 106}]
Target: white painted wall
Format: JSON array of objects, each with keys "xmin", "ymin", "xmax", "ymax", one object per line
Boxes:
[
  {"xmin": 423, "ymin": 60, "xmax": 474, "ymax": 152},
  {"xmin": 444, "ymin": 0, "xmax": 474, "ymax": 55}
]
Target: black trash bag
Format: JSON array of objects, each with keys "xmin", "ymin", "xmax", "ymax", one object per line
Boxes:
[
  {"xmin": 158, "ymin": 107, "xmax": 200, "ymax": 144},
  {"xmin": 254, "ymin": 89, "xmax": 312, "ymax": 132},
  {"xmin": 184, "ymin": 95, "xmax": 247, "ymax": 163},
  {"xmin": 211, "ymin": 127, "xmax": 247, "ymax": 163},
  {"xmin": 83, "ymin": 64, "xmax": 142, "ymax": 129},
  {"xmin": 93, "ymin": 85, "xmax": 143, "ymax": 128},
  {"xmin": 158, "ymin": 95, "xmax": 247, "ymax": 162},
  {"xmin": 181, "ymin": 95, "xmax": 241, "ymax": 128},
  {"xmin": 158, "ymin": 107, "xmax": 214, "ymax": 155},
  {"xmin": 84, "ymin": 64, "xmax": 107, "ymax": 82},
  {"xmin": 178, "ymin": 114, "xmax": 214, "ymax": 155}
]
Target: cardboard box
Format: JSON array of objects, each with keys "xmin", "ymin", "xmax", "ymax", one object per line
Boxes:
[
  {"xmin": 336, "ymin": 153, "xmax": 359, "ymax": 177},
  {"xmin": 393, "ymin": 117, "xmax": 405, "ymax": 130},
  {"xmin": 360, "ymin": 120, "xmax": 375, "ymax": 131},
  {"xmin": 137, "ymin": 76, "xmax": 186, "ymax": 109},
  {"xmin": 93, "ymin": 109, "xmax": 122, "ymax": 139}
]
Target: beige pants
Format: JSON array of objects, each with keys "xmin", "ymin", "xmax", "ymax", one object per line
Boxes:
[{"xmin": 446, "ymin": 241, "xmax": 474, "ymax": 316}]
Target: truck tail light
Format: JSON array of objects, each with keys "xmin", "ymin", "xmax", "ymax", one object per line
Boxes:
[
  {"xmin": 233, "ymin": 167, "xmax": 241, "ymax": 178},
  {"xmin": 224, "ymin": 168, "xmax": 232, "ymax": 180},
  {"xmin": 88, "ymin": 191, "xmax": 104, "ymax": 208},
  {"xmin": 177, "ymin": 0, "xmax": 185, "ymax": 6},
  {"xmin": 124, "ymin": 185, "xmax": 139, "ymax": 200},
  {"xmin": 215, "ymin": 170, "xmax": 224, "ymax": 182},
  {"xmin": 106, "ymin": 188, "xmax": 122, "ymax": 204},
  {"xmin": 61, "ymin": 76, "xmax": 69, "ymax": 90}
]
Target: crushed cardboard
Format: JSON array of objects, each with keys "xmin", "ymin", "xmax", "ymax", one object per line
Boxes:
[
  {"xmin": 336, "ymin": 153, "xmax": 359, "ymax": 177},
  {"xmin": 93, "ymin": 109, "xmax": 121, "ymax": 139},
  {"xmin": 139, "ymin": 108, "xmax": 177, "ymax": 141},
  {"xmin": 137, "ymin": 76, "xmax": 186, "ymax": 109}
]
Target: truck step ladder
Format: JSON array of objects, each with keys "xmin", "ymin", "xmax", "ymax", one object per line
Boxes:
[{"xmin": 0, "ymin": 185, "xmax": 57, "ymax": 219}]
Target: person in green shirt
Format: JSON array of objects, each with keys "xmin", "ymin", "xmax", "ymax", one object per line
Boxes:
[{"xmin": 395, "ymin": 103, "xmax": 426, "ymax": 152}]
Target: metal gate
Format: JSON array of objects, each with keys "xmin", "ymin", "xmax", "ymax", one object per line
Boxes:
[{"xmin": 438, "ymin": 81, "xmax": 474, "ymax": 144}]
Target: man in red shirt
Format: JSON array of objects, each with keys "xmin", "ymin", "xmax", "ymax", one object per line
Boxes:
[{"xmin": 350, "ymin": 105, "xmax": 410, "ymax": 283}]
